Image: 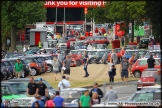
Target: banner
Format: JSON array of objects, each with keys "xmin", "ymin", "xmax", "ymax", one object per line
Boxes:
[
  {"xmin": 44, "ymin": 1, "xmax": 106, "ymax": 8},
  {"xmin": 115, "ymin": 23, "xmax": 125, "ymax": 37},
  {"xmin": 84, "ymin": 8, "xmax": 88, "ymax": 14},
  {"xmin": 134, "ymin": 25, "xmax": 145, "ymax": 37}
]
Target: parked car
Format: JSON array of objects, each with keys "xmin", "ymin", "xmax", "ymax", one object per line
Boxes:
[
  {"xmin": 145, "ymin": 50, "xmax": 161, "ymax": 58},
  {"xmin": 131, "ymin": 58, "xmax": 161, "ymax": 78},
  {"xmin": 101, "ymin": 50, "xmax": 112, "ymax": 64},
  {"xmin": 84, "ymin": 36, "xmax": 109, "ymax": 46},
  {"xmin": 69, "ymin": 50, "xmax": 79, "ymax": 58},
  {"xmin": 34, "ymin": 56, "xmax": 48, "ymax": 73},
  {"xmin": 1, "ymin": 65, "xmax": 8, "ymax": 80},
  {"xmin": 96, "ymin": 44, "xmax": 107, "ymax": 49},
  {"xmin": 134, "ymin": 50, "xmax": 148, "ymax": 62},
  {"xmin": 74, "ymin": 41, "xmax": 86, "ymax": 49},
  {"xmin": 1, "ymin": 60, "xmax": 13, "ymax": 79},
  {"xmin": 8, "ymin": 58, "xmax": 30, "ymax": 78},
  {"xmin": 24, "ymin": 48, "xmax": 39, "ymax": 54},
  {"xmin": 140, "ymin": 85, "xmax": 161, "ymax": 91},
  {"xmin": 137, "ymin": 68, "xmax": 158, "ymax": 91},
  {"xmin": 8, "ymin": 78, "xmax": 57, "ymax": 96},
  {"xmin": 4, "ymin": 53, "xmax": 20, "ymax": 59},
  {"xmin": 123, "ymin": 49, "xmax": 139, "ymax": 59},
  {"xmin": 65, "ymin": 35, "xmax": 76, "ymax": 43},
  {"xmin": 138, "ymin": 38, "xmax": 150, "ymax": 48},
  {"xmin": 56, "ymin": 38, "xmax": 67, "ymax": 48},
  {"xmin": 22, "ymin": 57, "xmax": 43, "ymax": 76},
  {"xmin": 93, "ymin": 49, "xmax": 109, "ymax": 64},
  {"xmin": 60, "ymin": 88, "xmax": 88, "ymax": 107}
]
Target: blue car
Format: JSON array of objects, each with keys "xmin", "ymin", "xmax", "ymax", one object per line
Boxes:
[
  {"xmin": 123, "ymin": 50, "xmax": 139, "ymax": 59},
  {"xmin": 74, "ymin": 41, "xmax": 86, "ymax": 49}
]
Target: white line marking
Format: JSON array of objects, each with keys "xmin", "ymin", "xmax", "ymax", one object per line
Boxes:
[
  {"xmin": 113, "ymin": 85, "xmax": 132, "ymax": 89},
  {"xmin": 117, "ymin": 96, "xmax": 130, "ymax": 100}
]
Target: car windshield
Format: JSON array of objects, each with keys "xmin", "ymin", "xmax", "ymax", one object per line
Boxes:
[
  {"xmin": 75, "ymin": 42, "xmax": 84, "ymax": 45},
  {"xmin": 10, "ymin": 83, "xmax": 27, "ymax": 92},
  {"xmin": 71, "ymin": 51, "xmax": 78, "ymax": 54},
  {"xmin": 97, "ymin": 44, "xmax": 104, "ymax": 49},
  {"xmin": 1, "ymin": 86, "xmax": 13, "ymax": 95},
  {"xmin": 98, "ymin": 51, "xmax": 106, "ymax": 57},
  {"xmin": 89, "ymin": 51, "xmax": 97, "ymax": 55},
  {"xmin": 125, "ymin": 51, "xmax": 136, "ymax": 55},
  {"xmin": 60, "ymin": 90, "xmax": 82, "ymax": 98},
  {"xmin": 25, "ymin": 58, "xmax": 36, "ymax": 63},
  {"xmin": 141, "ymin": 71, "xmax": 157, "ymax": 77},
  {"xmin": 130, "ymin": 92, "xmax": 161, "ymax": 101}
]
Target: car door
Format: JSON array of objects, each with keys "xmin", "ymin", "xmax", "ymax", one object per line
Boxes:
[{"xmin": 137, "ymin": 60, "xmax": 148, "ymax": 73}]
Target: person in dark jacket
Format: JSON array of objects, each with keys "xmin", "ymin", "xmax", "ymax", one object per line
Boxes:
[
  {"xmin": 89, "ymin": 83, "xmax": 103, "ymax": 104},
  {"xmin": 147, "ymin": 54, "xmax": 155, "ymax": 68}
]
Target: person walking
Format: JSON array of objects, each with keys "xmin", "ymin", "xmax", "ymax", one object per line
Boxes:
[
  {"xmin": 23, "ymin": 45, "xmax": 26, "ymax": 52},
  {"xmin": 90, "ymin": 92, "xmax": 99, "ymax": 106},
  {"xmin": 147, "ymin": 54, "xmax": 156, "ymax": 68},
  {"xmin": 14, "ymin": 58, "xmax": 23, "ymax": 78},
  {"xmin": 120, "ymin": 47, "xmax": 125, "ymax": 61},
  {"xmin": 80, "ymin": 90, "xmax": 91, "ymax": 107},
  {"xmin": 58, "ymin": 76, "xmax": 71, "ymax": 91},
  {"xmin": 66, "ymin": 40, "xmax": 70, "ymax": 49},
  {"xmin": 53, "ymin": 91, "xmax": 64, "ymax": 107},
  {"xmin": 57, "ymin": 50, "xmax": 63, "ymax": 72},
  {"xmin": 38, "ymin": 41, "xmax": 42, "ymax": 49},
  {"xmin": 89, "ymin": 83, "xmax": 103, "ymax": 104},
  {"xmin": 83, "ymin": 51, "xmax": 89, "ymax": 77},
  {"xmin": 26, "ymin": 77, "xmax": 38, "ymax": 97},
  {"xmin": 37, "ymin": 78, "xmax": 48, "ymax": 104},
  {"xmin": 45, "ymin": 95, "xmax": 55, "ymax": 107},
  {"xmin": 31, "ymin": 94, "xmax": 44, "ymax": 108},
  {"xmin": 120, "ymin": 57, "xmax": 129, "ymax": 85},
  {"xmin": 106, "ymin": 59, "xmax": 116, "ymax": 85},
  {"xmin": 111, "ymin": 49, "xmax": 118, "ymax": 65},
  {"xmin": 128, "ymin": 54, "xmax": 135, "ymax": 77},
  {"xmin": 105, "ymin": 85, "xmax": 118, "ymax": 101},
  {"xmin": 62, "ymin": 55, "xmax": 71, "ymax": 79},
  {"xmin": 52, "ymin": 57, "xmax": 60, "ymax": 81}
]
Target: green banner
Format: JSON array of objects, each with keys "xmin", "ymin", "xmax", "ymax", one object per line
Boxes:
[{"xmin": 134, "ymin": 25, "xmax": 144, "ymax": 37}]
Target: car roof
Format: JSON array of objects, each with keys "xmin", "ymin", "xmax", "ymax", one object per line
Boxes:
[
  {"xmin": 8, "ymin": 78, "xmax": 44, "ymax": 81},
  {"xmin": 61, "ymin": 88, "xmax": 87, "ymax": 91},
  {"xmin": 2, "ymin": 82, "xmax": 24, "ymax": 84},
  {"xmin": 135, "ymin": 89, "xmax": 161, "ymax": 93},
  {"xmin": 138, "ymin": 58, "xmax": 160, "ymax": 60}
]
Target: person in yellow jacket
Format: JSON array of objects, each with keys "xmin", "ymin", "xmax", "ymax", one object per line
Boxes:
[{"xmin": 38, "ymin": 41, "xmax": 42, "ymax": 49}]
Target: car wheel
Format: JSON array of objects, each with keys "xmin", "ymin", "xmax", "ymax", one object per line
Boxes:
[
  {"xmin": 89, "ymin": 58, "xmax": 95, "ymax": 64},
  {"xmin": 7, "ymin": 72, "xmax": 13, "ymax": 79},
  {"xmin": 134, "ymin": 71, "xmax": 141, "ymax": 78},
  {"xmin": 47, "ymin": 64, "xmax": 53, "ymax": 73},
  {"xmin": 30, "ymin": 68, "xmax": 38, "ymax": 76}
]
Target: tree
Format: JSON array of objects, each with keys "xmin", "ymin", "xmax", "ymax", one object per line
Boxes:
[
  {"xmin": 1, "ymin": 1, "xmax": 46, "ymax": 52},
  {"xmin": 87, "ymin": 1, "xmax": 146, "ymax": 45}
]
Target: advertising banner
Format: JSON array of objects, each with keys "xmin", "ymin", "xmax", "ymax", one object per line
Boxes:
[
  {"xmin": 134, "ymin": 25, "xmax": 144, "ymax": 37},
  {"xmin": 115, "ymin": 23, "xmax": 125, "ymax": 37},
  {"xmin": 44, "ymin": 1, "xmax": 106, "ymax": 8},
  {"xmin": 84, "ymin": 8, "xmax": 88, "ymax": 14}
]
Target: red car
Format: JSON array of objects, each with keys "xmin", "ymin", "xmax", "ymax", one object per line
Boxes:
[
  {"xmin": 131, "ymin": 58, "xmax": 161, "ymax": 78},
  {"xmin": 137, "ymin": 68, "xmax": 158, "ymax": 91},
  {"xmin": 69, "ymin": 50, "xmax": 79, "ymax": 58},
  {"xmin": 84, "ymin": 36, "xmax": 109, "ymax": 46}
]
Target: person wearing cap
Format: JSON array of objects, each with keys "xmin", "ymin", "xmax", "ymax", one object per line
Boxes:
[
  {"xmin": 58, "ymin": 75, "xmax": 70, "ymax": 91},
  {"xmin": 27, "ymin": 77, "xmax": 38, "ymax": 97},
  {"xmin": 89, "ymin": 83, "xmax": 103, "ymax": 104},
  {"xmin": 37, "ymin": 78, "xmax": 48, "ymax": 104},
  {"xmin": 14, "ymin": 58, "xmax": 23, "ymax": 78},
  {"xmin": 31, "ymin": 94, "xmax": 44, "ymax": 108},
  {"xmin": 128, "ymin": 54, "xmax": 135, "ymax": 77},
  {"xmin": 80, "ymin": 90, "xmax": 91, "ymax": 107},
  {"xmin": 120, "ymin": 57, "xmax": 129, "ymax": 85}
]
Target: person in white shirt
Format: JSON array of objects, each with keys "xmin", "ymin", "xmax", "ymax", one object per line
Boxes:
[
  {"xmin": 23, "ymin": 45, "xmax": 26, "ymax": 52},
  {"xmin": 27, "ymin": 45, "xmax": 30, "ymax": 50},
  {"xmin": 58, "ymin": 76, "xmax": 70, "ymax": 91}
]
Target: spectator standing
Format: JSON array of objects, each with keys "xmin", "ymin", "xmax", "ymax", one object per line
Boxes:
[
  {"xmin": 14, "ymin": 58, "xmax": 23, "ymax": 78},
  {"xmin": 128, "ymin": 54, "xmax": 135, "ymax": 77},
  {"xmin": 111, "ymin": 49, "xmax": 118, "ymax": 65},
  {"xmin": 27, "ymin": 45, "xmax": 30, "ymax": 51},
  {"xmin": 38, "ymin": 41, "xmax": 42, "ymax": 49},
  {"xmin": 31, "ymin": 94, "xmax": 44, "ymax": 108},
  {"xmin": 90, "ymin": 92, "xmax": 99, "ymax": 105},
  {"xmin": 89, "ymin": 83, "xmax": 103, "ymax": 104},
  {"xmin": 45, "ymin": 95, "xmax": 55, "ymax": 107},
  {"xmin": 26, "ymin": 77, "xmax": 38, "ymax": 97},
  {"xmin": 80, "ymin": 90, "xmax": 91, "ymax": 107},
  {"xmin": 66, "ymin": 40, "xmax": 70, "ymax": 49},
  {"xmin": 52, "ymin": 57, "xmax": 60, "ymax": 81},
  {"xmin": 120, "ymin": 57, "xmax": 129, "ymax": 85},
  {"xmin": 87, "ymin": 43, "xmax": 92, "ymax": 50},
  {"xmin": 106, "ymin": 59, "xmax": 116, "ymax": 85},
  {"xmin": 53, "ymin": 91, "xmax": 64, "ymax": 107},
  {"xmin": 121, "ymin": 36, "xmax": 124, "ymax": 46},
  {"xmin": 120, "ymin": 47, "xmax": 125, "ymax": 62},
  {"xmin": 63, "ymin": 55, "xmax": 71, "ymax": 79},
  {"xmin": 37, "ymin": 78, "xmax": 48, "ymax": 104},
  {"xmin": 57, "ymin": 51, "xmax": 63, "ymax": 72},
  {"xmin": 83, "ymin": 51, "xmax": 89, "ymax": 77},
  {"xmin": 58, "ymin": 76, "xmax": 70, "ymax": 91},
  {"xmin": 105, "ymin": 85, "xmax": 118, "ymax": 101},
  {"xmin": 153, "ymin": 69, "xmax": 161, "ymax": 84},
  {"xmin": 147, "ymin": 54, "xmax": 156, "ymax": 68},
  {"xmin": 23, "ymin": 45, "xmax": 26, "ymax": 52}
]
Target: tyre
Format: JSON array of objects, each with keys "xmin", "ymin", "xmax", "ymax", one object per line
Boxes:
[
  {"xmin": 7, "ymin": 72, "xmax": 13, "ymax": 79},
  {"xmin": 30, "ymin": 68, "xmax": 38, "ymax": 76},
  {"xmin": 133, "ymin": 71, "xmax": 141, "ymax": 78},
  {"xmin": 89, "ymin": 58, "xmax": 95, "ymax": 64},
  {"xmin": 47, "ymin": 64, "xmax": 53, "ymax": 73}
]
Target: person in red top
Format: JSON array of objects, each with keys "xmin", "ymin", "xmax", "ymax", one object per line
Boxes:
[
  {"xmin": 66, "ymin": 41, "xmax": 70, "ymax": 49},
  {"xmin": 128, "ymin": 54, "xmax": 135, "ymax": 77},
  {"xmin": 120, "ymin": 47, "xmax": 125, "ymax": 61}
]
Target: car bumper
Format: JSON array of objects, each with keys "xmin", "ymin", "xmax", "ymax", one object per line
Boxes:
[{"xmin": 70, "ymin": 63, "xmax": 77, "ymax": 67}]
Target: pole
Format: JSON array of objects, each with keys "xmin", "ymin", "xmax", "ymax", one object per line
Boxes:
[
  {"xmin": 63, "ymin": 7, "xmax": 65, "ymax": 37},
  {"xmin": 85, "ymin": 14, "xmax": 86, "ymax": 34},
  {"xmin": 54, "ymin": 7, "xmax": 57, "ymax": 33}
]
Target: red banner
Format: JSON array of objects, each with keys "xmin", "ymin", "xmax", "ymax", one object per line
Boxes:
[
  {"xmin": 84, "ymin": 8, "xmax": 88, "ymax": 14},
  {"xmin": 115, "ymin": 23, "xmax": 125, "ymax": 37},
  {"xmin": 44, "ymin": 1, "xmax": 106, "ymax": 8}
]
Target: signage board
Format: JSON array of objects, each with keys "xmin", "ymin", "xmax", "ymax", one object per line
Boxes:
[
  {"xmin": 148, "ymin": 45, "xmax": 160, "ymax": 50},
  {"xmin": 84, "ymin": 8, "xmax": 88, "ymax": 14},
  {"xmin": 44, "ymin": 1, "xmax": 106, "ymax": 8},
  {"xmin": 134, "ymin": 25, "xmax": 145, "ymax": 37},
  {"xmin": 115, "ymin": 23, "xmax": 125, "ymax": 37}
]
